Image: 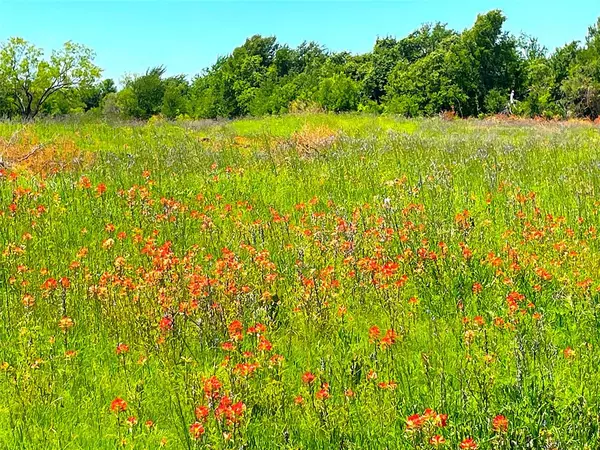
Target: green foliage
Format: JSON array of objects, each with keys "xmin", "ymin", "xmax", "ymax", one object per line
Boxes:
[
  {"xmin": 0, "ymin": 84, "xmax": 15, "ymax": 118},
  {"xmin": 383, "ymin": 11, "xmax": 525, "ymax": 117},
  {"xmin": 162, "ymin": 75, "xmax": 189, "ymax": 119},
  {"xmin": 317, "ymin": 73, "xmax": 359, "ymax": 112},
  {"xmin": 384, "ymin": 42, "xmax": 467, "ymax": 116},
  {"xmin": 3, "ymin": 11, "xmax": 600, "ymax": 120},
  {"xmin": 364, "ymin": 24, "xmax": 455, "ymax": 103},
  {"xmin": 80, "ymin": 79, "xmax": 117, "ymax": 111},
  {"xmin": 113, "ymin": 67, "xmax": 191, "ymax": 120},
  {"xmin": 363, "ymin": 37, "xmax": 404, "ymax": 103},
  {"xmin": 0, "ymin": 37, "xmax": 101, "ymax": 119},
  {"xmin": 484, "ymin": 88, "xmax": 509, "ymax": 114},
  {"xmin": 40, "ymin": 88, "xmax": 85, "ymax": 116},
  {"xmin": 118, "ymin": 66, "xmax": 167, "ymax": 119},
  {"xmin": 561, "ymin": 20, "xmax": 600, "ymax": 117},
  {"xmin": 100, "ymin": 92, "xmax": 120, "ymax": 118}
]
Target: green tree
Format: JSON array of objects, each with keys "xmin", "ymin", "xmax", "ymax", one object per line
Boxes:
[
  {"xmin": 549, "ymin": 42, "xmax": 580, "ymax": 101},
  {"xmin": 0, "ymin": 84, "xmax": 15, "ymax": 117},
  {"xmin": 119, "ymin": 66, "xmax": 166, "ymax": 119},
  {"xmin": 518, "ymin": 58, "xmax": 556, "ymax": 117},
  {"xmin": 189, "ymin": 38, "xmax": 332, "ymax": 118},
  {"xmin": 40, "ymin": 88, "xmax": 85, "ymax": 116},
  {"xmin": 363, "ymin": 37, "xmax": 402, "ymax": 103},
  {"xmin": 0, "ymin": 37, "xmax": 100, "ymax": 119},
  {"xmin": 384, "ymin": 39, "xmax": 468, "ymax": 116},
  {"xmin": 364, "ymin": 24, "xmax": 455, "ymax": 103},
  {"xmin": 515, "ymin": 35, "xmax": 564, "ymax": 117},
  {"xmin": 81, "ymin": 79, "xmax": 117, "ymax": 111},
  {"xmin": 561, "ymin": 19, "xmax": 600, "ymax": 117},
  {"xmin": 101, "ymin": 92, "xmax": 120, "ymax": 118},
  {"xmin": 162, "ymin": 75, "xmax": 189, "ymax": 119},
  {"xmin": 317, "ymin": 73, "xmax": 359, "ymax": 112},
  {"xmin": 459, "ymin": 10, "xmax": 524, "ymax": 114}
]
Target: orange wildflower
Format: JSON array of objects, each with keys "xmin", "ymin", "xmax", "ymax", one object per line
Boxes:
[
  {"xmin": 459, "ymin": 438, "xmax": 478, "ymax": 449},
  {"xmin": 492, "ymin": 414, "xmax": 509, "ymax": 433},
  {"xmin": 110, "ymin": 397, "xmax": 127, "ymax": 414},
  {"xmin": 302, "ymin": 371, "xmax": 316, "ymax": 385},
  {"xmin": 429, "ymin": 435, "xmax": 446, "ymax": 446},
  {"xmin": 189, "ymin": 422, "xmax": 205, "ymax": 440}
]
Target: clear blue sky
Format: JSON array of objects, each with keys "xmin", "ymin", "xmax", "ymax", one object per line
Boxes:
[{"xmin": 0, "ymin": 0, "xmax": 599, "ymax": 82}]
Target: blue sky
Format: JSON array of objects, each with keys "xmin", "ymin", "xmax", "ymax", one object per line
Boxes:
[{"xmin": 0, "ymin": 0, "xmax": 599, "ymax": 82}]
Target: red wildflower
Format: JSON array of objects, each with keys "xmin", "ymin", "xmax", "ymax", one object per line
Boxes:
[
  {"xmin": 58, "ymin": 316, "xmax": 74, "ymax": 332},
  {"xmin": 221, "ymin": 341, "xmax": 235, "ymax": 351},
  {"xmin": 408, "ymin": 296, "xmax": 419, "ymax": 305},
  {"xmin": 406, "ymin": 414, "xmax": 424, "ymax": 430},
  {"xmin": 492, "ymin": 414, "xmax": 509, "ymax": 433},
  {"xmin": 126, "ymin": 416, "xmax": 138, "ymax": 427},
  {"xmin": 215, "ymin": 395, "xmax": 245, "ymax": 425},
  {"xmin": 233, "ymin": 362, "xmax": 259, "ymax": 377},
  {"xmin": 22, "ymin": 294, "xmax": 35, "ymax": 308},
  {"xmin": 269, "ymin": 354, "xmax": 284, "ymax": 366},
  {"xmin": 473, "ymin": 316, "xmax": 485, "ymax": 327},
  {"xmin": 563, "ymin": 347, "xmax": 575, "ymax": 359},
  {"xmin": 228, "ymin": 320, "xmax": 243, "ymax": 341},
  {"xmin": 42, "ymin": 278, "xmax": 58, "ymax": 290},
  {"xmin": 302, "ymin": 371, "xmax": 316, "ymax": 384},
  {"xmin": 231, "ymin": 401, "xmax": 244, "ymax": 417},
  {"xmin": 195, "ymin": 405, "xmax": 210, "ymax": 422},
  {"xmin": 247, "ymin": 323, "xmax": 266, "ymax": 334},
  {"xmin": 315, "ymin": 383, "xmax": 330, "ymax": 400},
  {"xmin": 506, "ymin": 291, "xmax": 525, "ymax": 313},
  {"xmin": 189, "ymin": 421, "xmax": 205, "ymax": 440},
  {"xmin": 380, "ymin": 329, "xmax": 398, "ymax": 349},
  {"xmin": 368, "ymin": 325, "xmax": 381, "ymax": 343},
  {"xmin": 459, "ymin": 438, "xmax": 478, "ymax": 449},
  {"xmin": 422, "ymin": 408, "xmax": 436, "ymax": 420},
  {"xmin": 79, "ymin": 176, "xmax": 92, "ymax": 189},
  {"xmin": 378, "ymin": 380, "xmax": 398, "ymax": 390},
  {"xmin": 257, "ymin": 335, "xmax": 272, "ymax": 352},
  {"xmin": 435, "ymin": 413, "xmax": 448, "ymax": 427},
  {"xmin": 429, "ymin": 435, "xmax": 446, "ymax": 446},
  {"xmin": 115, "ymin": 343, "xmax": 130, "ymax": 355},
  {"xmin": 203, "ymin": 376, "xmax": 222, "ymax": 400},
  {"xmin": 110, "ymin": 397, "xmax": 127, "ymax": 414},
  {"xmin": 159, "ymin": 316, "xmax": 173, "ymax": 332}
]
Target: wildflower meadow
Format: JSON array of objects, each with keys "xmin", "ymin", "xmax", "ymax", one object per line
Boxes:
[{"xmin": 1, "ymin": 115, "xmax": 600, "ymax": 449}]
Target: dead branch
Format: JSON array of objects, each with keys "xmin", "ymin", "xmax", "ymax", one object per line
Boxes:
[
  {"xmin": 12, "ymin": 143, "xmax": 45, "ymax": 163},
  {"xmin": 0, "ymin": 143, "xmax": 46, "ymax": 169}
]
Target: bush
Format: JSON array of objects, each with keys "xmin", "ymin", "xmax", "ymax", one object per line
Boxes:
[
  {"xmin": 317, "ymin": 74, "xmax": 360, "ymax": 112},
  {"xmin": 484, "ymin": 89, "xmax": 508, "ymax": 114}
]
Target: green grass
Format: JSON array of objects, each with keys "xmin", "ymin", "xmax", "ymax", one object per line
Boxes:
[
  {"xmin": 1, "ymin": 115, "xmax": 600, "ymax": 449},
  {"xmin": 222, "ymin": 113, "xmax": 419, "ymax": 137}
]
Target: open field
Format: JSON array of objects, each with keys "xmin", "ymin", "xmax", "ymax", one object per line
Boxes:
[{"xmin": 2, "ymin": 114, "xmax": 600, "ymax": 449}]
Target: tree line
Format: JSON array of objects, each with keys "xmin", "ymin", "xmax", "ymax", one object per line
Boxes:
[{"xmin": 2, "ymin": 10, "xmax": 600, "ymax": 121}]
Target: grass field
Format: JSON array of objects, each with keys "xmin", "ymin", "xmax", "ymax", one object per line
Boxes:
[{"xmin": 2, "ymin": 114, "xmax": 600, "ymax": 449}]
